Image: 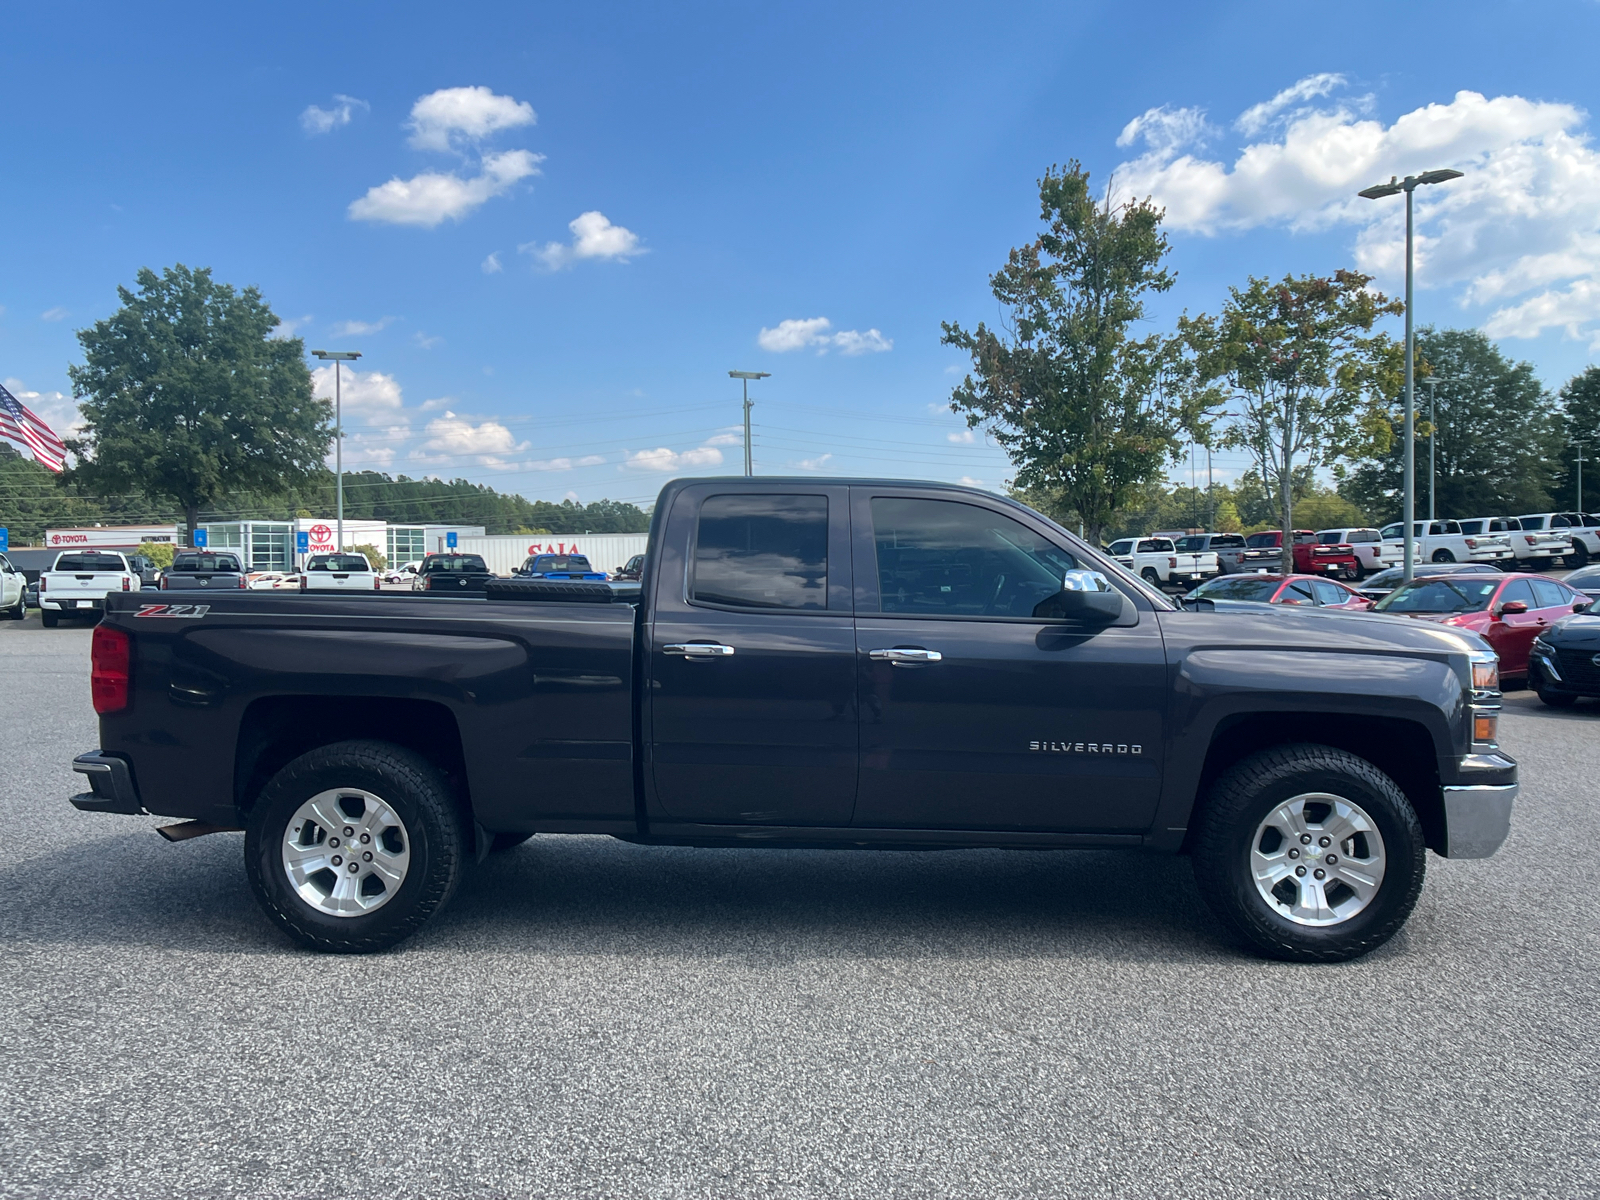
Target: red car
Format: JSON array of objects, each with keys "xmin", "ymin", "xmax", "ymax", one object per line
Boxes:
[
  {"xmin": 1373, "ymin": 572, "xmax": 1593, "ymax": 682},
  {"xmin": 1241, "ymin": 530, "xmax": 1361, "ymax": 579},
  {"xmin": 1187, "ymin": 573, "xmax": 1373, "ymax": 610}
]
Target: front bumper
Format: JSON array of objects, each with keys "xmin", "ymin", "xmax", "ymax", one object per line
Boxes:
[
  {"xmin": 1439, "ymin": 751, "xmax": 1517, "ymax": 858},
  {"xmin": 70, "ymin": 751, "xmax": 144, "ymax": 815}
]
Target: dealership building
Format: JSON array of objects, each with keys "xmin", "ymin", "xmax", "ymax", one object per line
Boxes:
[{"xmin": 43, "ymin": 521, "xmax": 485, "ymax": 571}]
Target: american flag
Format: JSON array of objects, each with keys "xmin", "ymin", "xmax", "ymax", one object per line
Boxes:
[{"xmin": 0, "ymin": 382, "xmax": 68, "ymax": 473}]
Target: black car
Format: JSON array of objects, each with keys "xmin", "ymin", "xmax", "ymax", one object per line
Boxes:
[
  {"xmin": 412, "ymin": 552, "xmax": 495, "ymax": 593},
  {"xmin": 612, "ymin": 553, "xmax": 645, "ymax": 582},
  {"xmin": 1528, "ymin": 613, "xmax": 1600, "ymax": 706},
  {"xmin": 1562, "ymin": 565, "xmax": 1600, "ymax": 605},
  {"xmin": 1356, "ymin": 561, "xmax": 1503, "ymax": 603}
]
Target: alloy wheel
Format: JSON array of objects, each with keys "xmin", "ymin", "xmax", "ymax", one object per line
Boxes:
[
  {"xmin": 1249, "ymin": 792, "xmax": 1387, "ymax": 927},
  {"xmin": 281, "ymin": 789, "xmax": 411, "ymax": 917}
]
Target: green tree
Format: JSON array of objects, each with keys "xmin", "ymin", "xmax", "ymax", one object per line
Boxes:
[
  {"xmin": 1339, "ymin": 328, "xmax": 1563, "ymax": 522},
  {"xmin": 1558, "ymin": 366, "xmax": 1600, "ymax": 512},
  {"xmin": 65, "ymin": 264, "xmax": 332, "ymax": 545},
  {"xmin": 1181, "ymin": 271, "xmax": 1402, "ymax": 575},
  {"xmin": 350, "ymin": 543, "xmax": 386, "ymax": 571},
  {"xmin": 943, "ymin": 163, "xmax": 1184, "ymax": 543}
]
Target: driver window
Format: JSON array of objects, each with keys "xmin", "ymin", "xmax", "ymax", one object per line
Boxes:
[
  {"xmin": 870, "ymin": 497, "xmax": 1076, "ymax": 617},
  {"xmin": 1280, "ymin": 580, "xmax": 1317, "ymax": 605}
]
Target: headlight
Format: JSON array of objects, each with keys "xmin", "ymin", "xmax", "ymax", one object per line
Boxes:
[{"xmin": 1469, "ymin": 652, "xmax": 1499, "ymax": 693}]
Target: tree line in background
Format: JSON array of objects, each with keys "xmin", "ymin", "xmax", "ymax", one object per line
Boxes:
[
  {"xmin": 946, "ymin": 162, "xmax": 1599, "ymax": 573},
  {"xmin": 0, "ymin": 265, "xmax": 650, "ymax": 545}
]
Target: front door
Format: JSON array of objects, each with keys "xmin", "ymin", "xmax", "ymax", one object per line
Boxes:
[
  {"xmin": 647, "ymin": 485, "xmax": 858, "ymax": 826},
  {"xmin": 851, "ymin": 490, "xmax": 1167, "ymax": 833}
]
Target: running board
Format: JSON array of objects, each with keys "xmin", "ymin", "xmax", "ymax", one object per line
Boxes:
[{"xmin": 157, "ymin": 821, "xmax": 244, "ymax": 842}]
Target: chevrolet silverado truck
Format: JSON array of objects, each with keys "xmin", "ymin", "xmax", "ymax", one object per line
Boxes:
[
  {"xmin": 160, "ymin": 550, "xmax": 248, "ymax": 593},
  {"xmin": 69, "ymin": 478, "xmax": 1518, "ymax": 963}
]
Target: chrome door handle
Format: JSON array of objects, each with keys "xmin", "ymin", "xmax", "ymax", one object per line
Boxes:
[
  {"xmin": 869, "ymin": 648, "xmax": 942, "ymax": 666},
  {"xmin": 664, "ymin": 643, "xmax": 735, "ymax": 658}
]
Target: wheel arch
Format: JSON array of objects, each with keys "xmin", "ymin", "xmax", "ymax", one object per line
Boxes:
[
  {"xmin": 234, "ymin": 696, "xmax": 472, "ymax": 823},
  {"xmin": 1183, "ymin": 713, "xmax": 1445, "ymax": 854}
]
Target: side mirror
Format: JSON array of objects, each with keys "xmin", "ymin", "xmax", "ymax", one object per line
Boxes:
[
  {"xmin": 1498, "ymin": 600, "xmax": 1528, "ymax": 616},
  {"xmin": 1576, "ymin": 600, "xmax": 1592, "ymax": 613},
  {"xmin": 1033, "ymin": 569, "xmax": 1123, "ymax": 622}
]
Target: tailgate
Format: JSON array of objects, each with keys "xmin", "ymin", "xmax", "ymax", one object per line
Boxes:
[{"xmin": 46, "ymin": 572, "xmax": 127, "ymax": 596}]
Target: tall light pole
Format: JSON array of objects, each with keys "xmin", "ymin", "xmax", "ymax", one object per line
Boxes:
[
  {"xmin": 1576, "ymin": 442, "xmax": 1589, "ymax": 513},
  {"xmin": 1358, "ymin": 169, "xmax": 1462, "ymax": 581},
  {"xmin": 1420, "ymin": 375, "xmax": 1451, "ymax": 522},
  {"xmin": 728, "ymin": 370, "xmax": 770, "ymax": 477},
  {"xmin": 311, "ymin": 350, "xmax": 362, "ymax": 550}
]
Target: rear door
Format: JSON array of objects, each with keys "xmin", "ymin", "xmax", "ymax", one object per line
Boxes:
[
  {"xmin": 646, "ymin": 484, "xmax": 857, "ymax": 826},
  {"xmin": 851, "ymin": 488, "xmax": 1166, "ymax": 833}
]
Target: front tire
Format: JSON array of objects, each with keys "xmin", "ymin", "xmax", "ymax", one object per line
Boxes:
[
  {"xmin": 1431, "ymin": 549, "xmax": 1455, "ymax": 563},
  {"xmin": 1141, "ymin": 568, "xmax": 1162, "ymax": 587},
  {"xmin": 7, "ymin": 592, "xmax": 23, "ymax": 619},
  {"xmin": 1191, "ymin": 744, "xmax": 1426, "ymax": 962},
  {"xmin": 245, "ymin": 740, "xmax": 470, "ymax": 953}
]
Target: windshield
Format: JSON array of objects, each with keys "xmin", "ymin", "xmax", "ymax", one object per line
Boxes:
[
  {"xmin": 171, "ymin": 553, "xmax": 241, "ymax": 572},
  {"xmin": 1374, "ymin": 578, "xmax": 1501, "ymax": 614},
  {"xmin": 1192, "ymin": 576, "xmax": 1280, "ymax": 602},
  {"xmin": 1565, "ymin": 566, "xmax": 1600, "ymax": 589},
  {"xmin": 307, "ymin": 555, "xmax": 372, "ymax": 572},
  {"xmin": 423, "ymin": 554, "xmax": 489, "ymax": 573},
  {"xmin": 53, "ymin": 553, "xmax": 127, "ymax": 572}
]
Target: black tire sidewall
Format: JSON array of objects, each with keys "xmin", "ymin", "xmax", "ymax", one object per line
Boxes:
[
  {"xmin": 245, "ymin": 741, "xmax": 467, "ymax": 952},
  {"xmin": 1194, "ymin": 746, "xmax": 1426, "ymax": 961}
]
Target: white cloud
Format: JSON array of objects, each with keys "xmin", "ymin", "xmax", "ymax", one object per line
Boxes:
[
  {"xmin": 419, "ymin": 397, "xmax": 453, "ymax": 411},
  {"xmin": 758, "ymin": 316, "xmax": 893, "ymax": 355},
  {"xmin": 311, "ymin": 365, "xmax": 404, "ymax": 423},
  {"xmin": 40, "ymin": 307, "xmax": 67, "ymax": 322},
  {"xmin": 349, "ymin": 149, "xmax": 543, "ymax": 227},
  {"xmin": 481, "ymin": 251, "xmax": 503, "ymax": 274},
  {"xmin": 947, "ymin": 429, "xmax": 975, "ymax": 444},
  {"xmin": 1116, "ymin": 105, "xmax": 1212, "ymax": 156},
  {"xmin": 412, "ymin": 331, "xmax": 442, "ymax": 350},
  {"xmin": 271, "ymin": 314, "xmax": 312, "ymax": 339},
  {"xmin": 1236, "ymin": 74, "xmax": 1347, "ymax": 136},
  {"xmin": 420, "ymin": 415, "xmax": 526, "ymax": 457},
  {"xmin": 523, "ymin": 211, "xmax": 644, "ymax": 269},
  {"xmin": 407, "ymin": 86, "xmax": 535, "ymax": 153},
  {"xmin": 622, "ymin": 446, "xmax": 724, "ymax": 472},
  {"xmin": 1111, "ymin": 80, "xmax": 1600, "ymax": 346},
  {"xmin": 329, "ymin": 316, "xmax": 395, "ymax": 337},
  {"xmin": 301, "ymin": 94, "xmax": 369, "ymax": 135},
  {"xmin": 957, "ymin": 476, "xmax": 986, "ymax": 489},
  {"xmin": 524, "ymin": 454, "xmax": 607, "ymax": 472},
  {"xmin": 795, "ymin": 453, "xmax": 833, "ymax": 471},
  {"xmin": 705, "ymin": 429, "xmax": 744, "ymax": 446}
]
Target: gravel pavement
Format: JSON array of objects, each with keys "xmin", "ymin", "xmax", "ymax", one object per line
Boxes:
[{"xmin": 1, "ymin": 611, "xmax": 1597, "ymax": 1199}]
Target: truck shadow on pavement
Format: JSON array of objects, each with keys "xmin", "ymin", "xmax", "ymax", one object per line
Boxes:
[{"xmin": 0, "ymin": 830, "xmax": 1242, "ymax": 963}]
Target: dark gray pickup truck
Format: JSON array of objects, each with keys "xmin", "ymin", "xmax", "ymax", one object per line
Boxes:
[
  {"xmin": 70, "ymin": 478, "xmax": 1517, "ymax": 961},
  {"xmin": 158, "ymin": 550, "xmax": 248, "ymax": 593}
]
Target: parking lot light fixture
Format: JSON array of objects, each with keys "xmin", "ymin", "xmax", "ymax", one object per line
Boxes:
[
  {"xmin": 1421, "ymin": 376, "xmax": 1452, "ymax": 522},
  {"xmin": 311, "ymin": 350, "xmax": 362, "ymax": 550},
  {"xmin": 728, "ymin": 371, "xmax": 770, "ymax": 477},
  {"xmin": 1358, "ymin": 169, "xmax": 1463, "ymax": 582}
]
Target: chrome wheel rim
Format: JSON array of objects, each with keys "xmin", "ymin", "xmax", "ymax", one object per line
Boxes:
[
  {"xmin": 281, "ymin": 789, "xmax": 410, "ymax": 918},
  {"xmin": 1250, "ymin": 792, "xmax": 1386, "ymax": 927}
]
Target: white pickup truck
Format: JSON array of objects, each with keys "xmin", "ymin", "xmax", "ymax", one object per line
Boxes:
[
  {"xmin": 1458, "ymin": 517, "xmax": 1569, "ymax": 569},
  {"xmin": 1106, "ymin": 536, "xmax": 1219, "ymax": 589},
  {"xmin": 1516, "ymin": 512, "xmax": 1600, "ymax": 568},
  {"xmin": 300, "ymin": 552, "xmax": 380, "ymax": 592},
  {"xmin": 38, "ymin": 549, "xmax": 141, "ymax": 627},
  {"xmin": 1378, "ymin": 520, "xmax": 1514, "ymax": 567}
]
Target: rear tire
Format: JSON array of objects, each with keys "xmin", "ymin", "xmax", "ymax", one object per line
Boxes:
[
  {"xmin": 1190, "ymin": 744, "xmax": 1426, "ymax": 963},
  {"xmin": 40, "ymin": 610, "xmax": 58, "ymax": 628},
  {"xmin": 1431, "ymin": 549, "xmax": 1455, "ymax": 563},
  {"xmin": 1567, "ymin": 544, "xmax": 1590, "ymax": 569},
  {"xmin": 245, "ymin": 740, "xmax": 470, "ymax": 953},
  {"xmin": 7, "ymin": 592, "xmax": 22, "ymax": 619},
  {"xmin": 1536, "ymin": 687, "xmax": 1577, "ymax": 708}
]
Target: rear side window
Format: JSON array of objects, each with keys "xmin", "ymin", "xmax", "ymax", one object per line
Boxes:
[
  {"xmin": 1530, "ymin": 579, "xmax": 1572, "ymax": 609},
  {"xmin": 692, "ymin": 494, "xmax": 828, "ymax": 610},
  {"xmin": 1280, "ymin": 580, "xmax": 1316, "ymax": 604},
  {"xmin": 1457, "ymin": 521, "xmax": 1483, "ymax": 535},
  {"xmin": 1311, "ymin": 580, "xmax": 1348, "ymax": 605},
  {"xmin": 1519, "ymin": 516, "xmax": 1546, "ymax": 530},
  {"xmin": 870, "ymin": 497, "xmax": 1075, "ymax": 617}
]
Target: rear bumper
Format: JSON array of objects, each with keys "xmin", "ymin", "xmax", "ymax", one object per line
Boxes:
[
  {"xmin": 70, "ymin": 751, "xmax": 144, "ymax": 815},
  {"xmin": 41, "ymin": 597, "xmax": 105, "ymax": 611},
  {"xmin": 1466, "ymin": 549, "xmax": 1514, "ymax": 562}
]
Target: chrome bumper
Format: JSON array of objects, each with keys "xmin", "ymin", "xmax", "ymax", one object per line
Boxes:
[{"xmin": 1441, "ymin": 782, "xmax": 1517, "ymax": 859}]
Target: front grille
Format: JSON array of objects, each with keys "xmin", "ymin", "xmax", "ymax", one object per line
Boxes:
[{"xmin": 1554, "ymin": 648, "xmax": 1600, "ymax": 689}]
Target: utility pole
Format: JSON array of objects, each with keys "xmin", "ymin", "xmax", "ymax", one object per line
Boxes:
[
  {"xmin": 1359, "ymin": 168, "xmax": 1463, "ymax": 581},
  {"xmin": 727, "ymin": 370, "xmax": 770, "ymax": 477},
  {"xmin": 312, "ymin": 349, "xmax": 362, "ymax": 550},
  {"xmin": 1421, "ymin": 376, "xmax": 1450, "ymax": 522}
]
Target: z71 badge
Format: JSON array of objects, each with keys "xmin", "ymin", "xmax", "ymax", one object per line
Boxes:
[{"xmin": 134, "ymin": 604, "xmax": 212, "ymax": 619}]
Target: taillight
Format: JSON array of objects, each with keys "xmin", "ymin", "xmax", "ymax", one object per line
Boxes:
[
  {"xmin": 38, "ymin": 576, "xmax": 46, "ymax": 592},
  {"xmin": 1168, "ymin": 557, "xmax": 1177, "ymax": 568},
  {"xmin": 160, "ymin": 576, "xmax": 168, "ymax": 590},
  {"xmin": 1464, "ymin": 538, "xmax": 1478, "ymax": 549},
  {"xmin": 299, "ymin": 576, "xmax": 307, "ymax": 592},
  {"xmin": 1525, "ymin": 535, "xmax": 1537, "ymax": 545},
  {"xmin": 373, "ymin": 576, "xmax": 381, "ymax": 591},
  {"xmin": 91, "ymin": 626, "xmax": 130, "ymax": 714},
  {"xmin": 122, "ymin": 576, "xmax": 131, "ymax": 591},
  {"xmin": 238, "ymin": 575, "xmax": 246, "ymax": 589}
]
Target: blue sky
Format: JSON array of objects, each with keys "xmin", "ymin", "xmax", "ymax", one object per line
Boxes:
[{"xmin": 3, "ymin": 0, "xmax": 1598, "ymax": 508}]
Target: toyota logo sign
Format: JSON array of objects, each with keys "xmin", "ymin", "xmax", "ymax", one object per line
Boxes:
[{"xmin": 309, "ymin": 524, "xmax": 332, "ymax": 542}]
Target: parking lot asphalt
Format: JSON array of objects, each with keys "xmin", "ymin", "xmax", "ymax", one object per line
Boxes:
[{"xmin": 1, "ymin": 611, "xmax": 1597, "ymax": 1200}]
